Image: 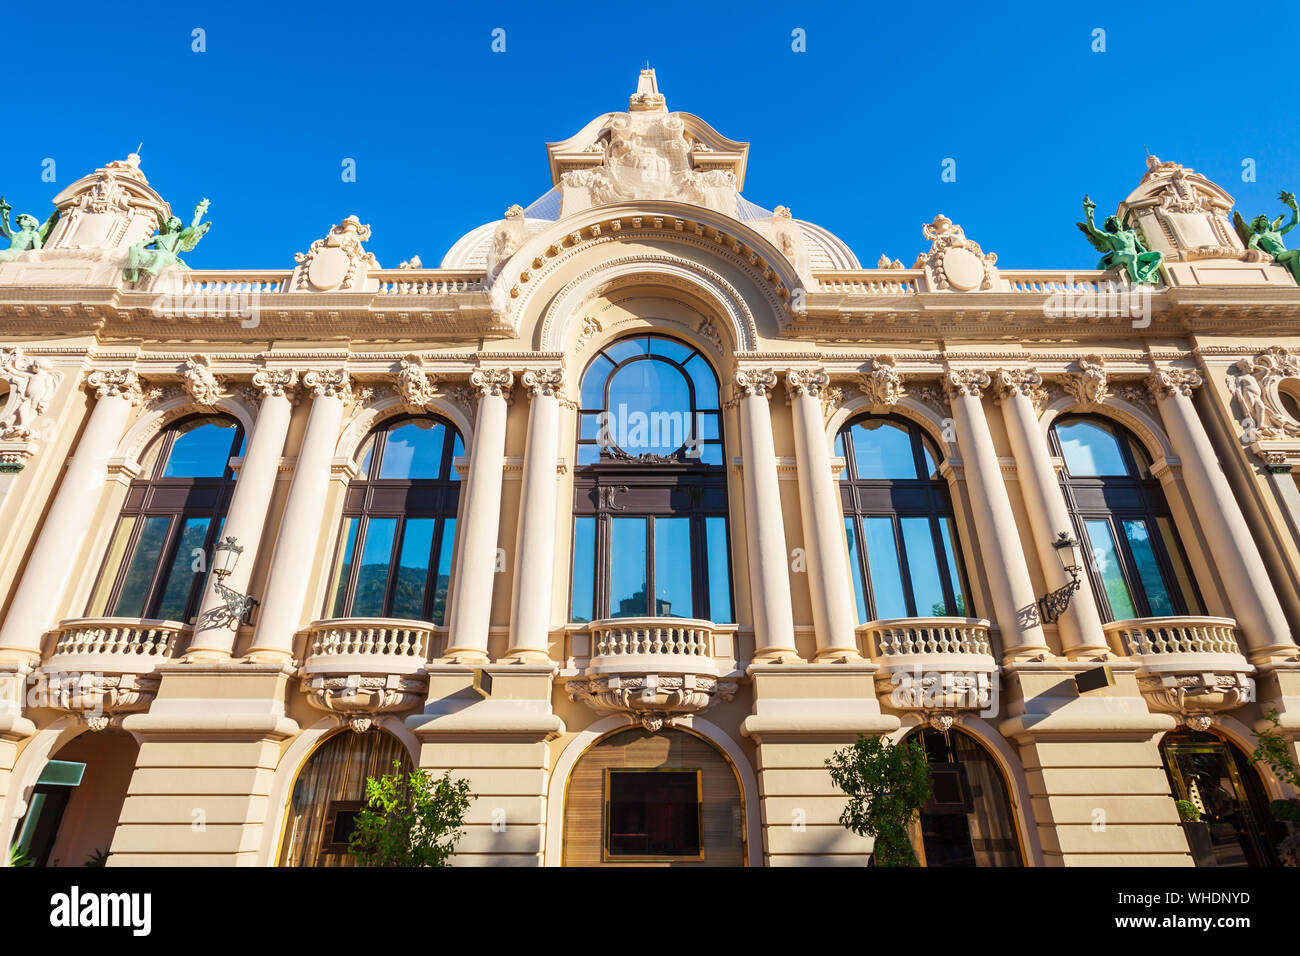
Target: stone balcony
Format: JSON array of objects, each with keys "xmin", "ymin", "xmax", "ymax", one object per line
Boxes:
[
  {"xmin": 564, "ymin": 617, "xmax": 740, "ymax": 731},
  {"xmin": 1104, "ymin": 616, "xmax": 1254, "ymax": 729},
  {"xmin": 857, "ymin": 617, "xmax": 999, "ymax": 728},
  {"xmin": 38, "ymin": 617, "xmax": 185, "ymax": 730},
  {"xmin": 300, "ymin": 618, "xmax": 433, "ymax": 732}
]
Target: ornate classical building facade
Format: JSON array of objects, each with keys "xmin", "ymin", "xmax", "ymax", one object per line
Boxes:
[{"xmin": 2, "ymin": 71, "xmax": 1299, "ymax": 867}]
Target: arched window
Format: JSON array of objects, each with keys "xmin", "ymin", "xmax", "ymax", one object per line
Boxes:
[
  {"xmin": 570, "ymin": 334, "xmax": 732, "ymax": 623},
  {"xmin": 910, "ymin": 727, "xmax": 1023, "ymax": 867},
  {"xmin": 326, "ymin": 416, "xmax": 463, "ymax": 623},
  {"xmin": 836, "ymin": 415, "xmax": 969, "ymax": 622},
  {"xmin": 87, "ymin": 415, "xmax": 244, "ymax": 622},
  {"xmin": 1050, "ymin": 415, "xmax": 1202, "ymax": 621},
  {"xmin": 279, "ymin": 729, "xmax": 413, "ymax": 867}
]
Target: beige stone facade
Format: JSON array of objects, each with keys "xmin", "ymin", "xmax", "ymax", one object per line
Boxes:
[{"xmin": 1, "ymin": 71, "xmax": 1299, "ymax": 868}]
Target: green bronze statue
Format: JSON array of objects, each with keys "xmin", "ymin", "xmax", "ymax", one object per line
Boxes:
[
  {"xmin": 1076, "ymin": 194, "xmax": 1163, "ymax": 285},
  {"xmin": 0, "ymin": 197, "xmax": 58, "ymax": 262},
  {"xmin": 123, "ymin": 199, "xmax": 211, "ymax": 282},
  {"xmin": 1234, "ymin": 191, "xmax": 1300, "ymax": 283}
]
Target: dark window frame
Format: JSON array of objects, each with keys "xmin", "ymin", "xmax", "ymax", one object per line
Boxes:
[
  {"xmin": 571, "ymin": 335, "xmax": 732, "ymax": 624},
  {"xmin": 326, "ymin": 414, "xmax": 462, "ymax": 623},
  {"xmin": 837, "ymin": 413, "xmax": 969, "ymax": 621},
  {"xmin": 87, "ymin": 414, "xmax": 244, "ymax": 623},
  {"xmin": 602, "ymin": 767, "xmax": 705, "ymax": 861},
  {"xmin": 1050, "ymin": 414, "xmax": 1203, "ymax": 621}
]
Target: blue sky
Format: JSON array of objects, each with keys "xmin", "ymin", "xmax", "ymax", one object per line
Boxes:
[{"xmin": 3, "ymin": 1, "xmax": 1297, "ymax": 272}]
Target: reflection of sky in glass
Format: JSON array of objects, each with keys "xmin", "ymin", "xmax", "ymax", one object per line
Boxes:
[
  {"xmin": 380, "ymin": 421, "xmax": 445, "ymax": 478},
  {"xmin": 1058, "ymin": 420, "xmax": 1128, "ymax": 477},
  {"xmin": 610, "ymin": 517, "xmax": 647, "ymax": 617},
  {"xmin": 845, "ymin": 518, "xmax": 868, "ymax": 624},
  {"xmin": 901, "ymin": 517, "xmax": 945, "ymax": 616},
  {"xmin": 705, "ymin": 517, "xmax": 732, "ymax": 623},
  {"xmin": 1123, "ymin": 519, "xmax": 1173, "ymax": 616},
  {"xmin": 655, "ymin": 518, "xmax": 693, "ymax": 617},
  {"xmin": 1085, "ymin": 519, "xmax": 1136, "ymax": 620},
  {"xmin": 607, "ymin": 360, "xmax": 691, "ymax": 455},
  {"xmin": 852, "ymin": 421, "xmax": 916, "ymax": 479},
  {"xmin": 865, "ymin": 517, "xmax": 908, "ymax": 619},
  {"xmin": 392, "ymin": 518, "xmax": 434, "ymax": 620},
  {"xmin": 163, "ymin": 420, "xmax": 239, "ymax": 477},
  {"xmin": 571, "ymin": 517, "xmax": 596, "ymax": 623}
]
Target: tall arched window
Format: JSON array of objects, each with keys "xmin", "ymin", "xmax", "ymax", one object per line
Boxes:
[
  {"xmin": 326, "ymin": 416, "xmax": 463, "ymax": 623},
  {"xmin": 570, "ymin": 334, "xmax": 732, "ymax": 623},
  {"xmin": 87, "ymin": 415, "xmax": 244, "ymax": 622},
  {"xmin": 1050, "ymin": 415, "xmax": 1202, "ymax": 621},
  {"xmin": 836, "ymin": 415, "xmax": 969, "ymax": 623}
]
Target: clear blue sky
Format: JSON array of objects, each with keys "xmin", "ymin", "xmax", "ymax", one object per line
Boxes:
[{"xmin": 4, "ymin": 1, "xmax": 1297, "ymax": 272}]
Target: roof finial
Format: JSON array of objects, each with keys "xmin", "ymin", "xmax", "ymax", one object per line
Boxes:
[{"xmin": 630, "ymin": 65, "xmax": 665, "ymax": 112}]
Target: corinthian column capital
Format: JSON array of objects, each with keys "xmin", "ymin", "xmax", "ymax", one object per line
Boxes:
[
  {"xmin": 783, "ymin": 367, "xmax": 831, "ymax": 399},
  {"xmin": 86, "ymin": 368, "xmax": 149, "ymax": 406},
  {"xmin": 733, "ymin": 368, "xmax": 778, "ymax": 403},
  {"xmin": 520, "ymin": 367, "xmax": 566, "ymax": 401},
  {"xmin": 302, "ymin": 368, "xmax": 353, "ymax": 402},
  {"xmin": 995, "ymin": 368, "xmax": 1049, "ymax": 413},
  {"xmin": 469, "ymin": 368, "xmax": 515, "ymax": 399},
  {"xmin": 1147, "ymin": 367, "xmax": 1203, "ymax": 400},
  {"xmin": 942, "ymin": 368, "xmax": 992, "ymax": 401},
  {"xmin": 251, "ymin": 368, "xmax": 299, "ymax": 401}
]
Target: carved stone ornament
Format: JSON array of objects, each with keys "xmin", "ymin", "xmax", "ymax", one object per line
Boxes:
[
  {"xmin": 1147, "ymin": 367, "xmax": 1203, "ymax": 400},
  {"xmin": 575, "ymin": 315, "xmax": 602, "ymax": 351},
  {"xmin": 942, "ymin": 368, "xmax": 992, "ymax": 401},
  {"xmin": 520, "ymin": 367, "xmax": 567, "ymax": 401},
  {"xmin": 783, "ymin": 367, "xmax": 830, "ymax": 400},
  {"xmin": 292, "ymin": 216, "xmax": 379, "ymax": 292},
  {"xmin": 0, "ymin": 348, "xmax": 63, "ymax": 441},
  {"xmin": 1230, "ymin": 347, "xmax": 1300, "ymax": 441},
  {"xmin": 302, "ymin": 368, "xmax": 353, "ymax": 402},
  {"xmin": 181, "ymin": 354, "xmax": 225, "ymax": 407},
  {"xmin": 39, "ymin": 670, "xmax": 161, "ymax": 729},
  {"xmin": 86, "ymin": 368, "xmax": 149, "ymax": 406},
  {"xmin": 304, "ymin": 672, "xmax": 430, "ymax": 731},
  {"xmin": 732, "ymin": 368, "xmax": 778, "ymax": 402},
  {"xmin": 565, "ymin": 672, "xmax": 739, "ymax": 732},
  {"xmin": 1136, "ymin": 670, "xmax": 1254, "ymax": 727},
  {"xmin": 1123, "ymin": 157, "xmax": 1252, "ymax": 263},
  {"xmin": 995, "ymin": 368, "xmax": 1050, "ymax": 413},
  {"xmin": 915, "ymin": 215, "xmax": 998, "ymax": 292},
  {"xmin": 1062, "ymin": 354, "xmax": 1111, "ymax": 407},
  {"xmin": 469, "ymin": 368, "xmax": 514, "ymax": 399},
  {"xmin": 395, "ymin": 354, "xmax": 438, "ymax": 409},
  {"xmin": 858, "ymin": 355, "xmax": 905, "ymax": 407},
  {"xmin": 485, "ymin": 204, "xmax": 529, "ymax": 279},
  {"xmin": 251, "ymin": 367, "xmax": 299, "ymax": 400}
]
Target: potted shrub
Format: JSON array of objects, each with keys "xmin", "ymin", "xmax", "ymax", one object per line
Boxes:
[
  {"xmin": 1251, "ymin": 709, "xmax": 1300, "ymax": 859},
  {"xmin": 348, "ymin": 760, "xmax": 474, "ymax": 867},
  {"xmin": 1175, "ymin": 799, "xmax": 1214, "ymax": 866},
  {"xmin": 826, "ymin": 734, "xmax": 932, "ymax": 867}
]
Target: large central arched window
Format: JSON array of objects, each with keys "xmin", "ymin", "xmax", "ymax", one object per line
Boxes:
[
  {"xmin": 87, "ymin": 414, "xmax": 244, "ymax": 622},
  {"xmin": 326, "ymin": 416, "xmax": 463, "ymax": 623},
  {"xmin": 570, "ymin": 334, "xmax": 732, "ymax": 623},
  {"xmin": 1051, "ymin": 415, "xmax": 1202, "ymax": 621},
  {"xmin": 836, "ymin": 415, "xmax": 970, "ymax": 622}
]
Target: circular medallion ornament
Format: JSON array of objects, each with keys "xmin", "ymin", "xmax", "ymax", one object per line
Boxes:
[
  {"xmin": 941, "ymin": 247, "xmax": 985, "ymax": 291},
  {"xmin": 307, "ymin": 246, "xmax": 350, "ymax": 291}
]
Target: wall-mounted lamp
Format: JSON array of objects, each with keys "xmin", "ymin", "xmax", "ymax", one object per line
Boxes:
[
  {"xmin": 1038, "ymin": 531, "xmax": 1083, "ymax": 624},
  {"xmin": 212, "ymin": 536, "xmax": 258, "ymax": 622}
]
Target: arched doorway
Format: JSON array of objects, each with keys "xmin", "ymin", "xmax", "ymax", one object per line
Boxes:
[
  {"xmin": 278, "ymin": 729, "xmax": 413, "ymax": 867},
  {"xmin": 11, "ymin": 730, "xmax": 138, "ymax": 867},
  {"xmin": 562, "ymin": 726, "xmax": 744, "ymax": 866},
  {"xmin": 1160, "ymin": 729, "xmax": 1277, "ymax": 867},
  {"xmin": 908, "ymin": 726, "xmax": 1023, "ymax": 867}
]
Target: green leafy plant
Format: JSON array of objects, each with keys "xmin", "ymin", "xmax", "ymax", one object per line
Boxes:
[
  {"xmin": 1174, "ymin": 799, "xmax": 1201, "ymax": 823},
  {"xmin": 8, "ymin": 844, "xmax": 33, "ymax": 868},
  {"xmin": 1270, "ymin": 798, "xmax": 1300, "ymax": 822},
  {"xmin": 83, "ymin": 847, "xmax": 109, "ymax": 867},
  {"xmin": 348, "ymin": 761, "xmax": 474, "ymax": 867},
  {"xmin": 826, "ymin": 734, "xmax": 932, "ymax": 867},
  {"xmin": 1250, "ymin": 709, "xmax": 1300, "ymax": 790}
]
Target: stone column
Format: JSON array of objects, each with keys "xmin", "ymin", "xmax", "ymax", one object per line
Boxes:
[
  {"xmin": 944, "ymin": 369, "xmax": 1050, "ymax": 659},
  {"xmin": 187, "ymin": 371, "xmax": 298, "ymax": 659},
  {"xmin": 785, "ymin": 369, "xmax": 859, "ymax": 659},
  {"xmin": 506, "ymin": 369, "xmax": 564, "ymax": 661},
  {"xmin": 444, "ymin": 369, "xmax": 513, "ymax": 661},
  {"xmin": 1149, "ymin": 368, "xmax": 1296, "ymax": 660},
  {"xmin": 735, "ymin": 369, "xmax": 797, "ymax": 659},
  {"xmin": 247, "ymin": 369, "xmax": 350, "ymax": 660},
  {"xmin": 0, "ymin": 370, "xmax": 144, "ymax": 660},
  {"xmin": 996, "ymin": 370, "xmax": 1109, "ymax": 657}
]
